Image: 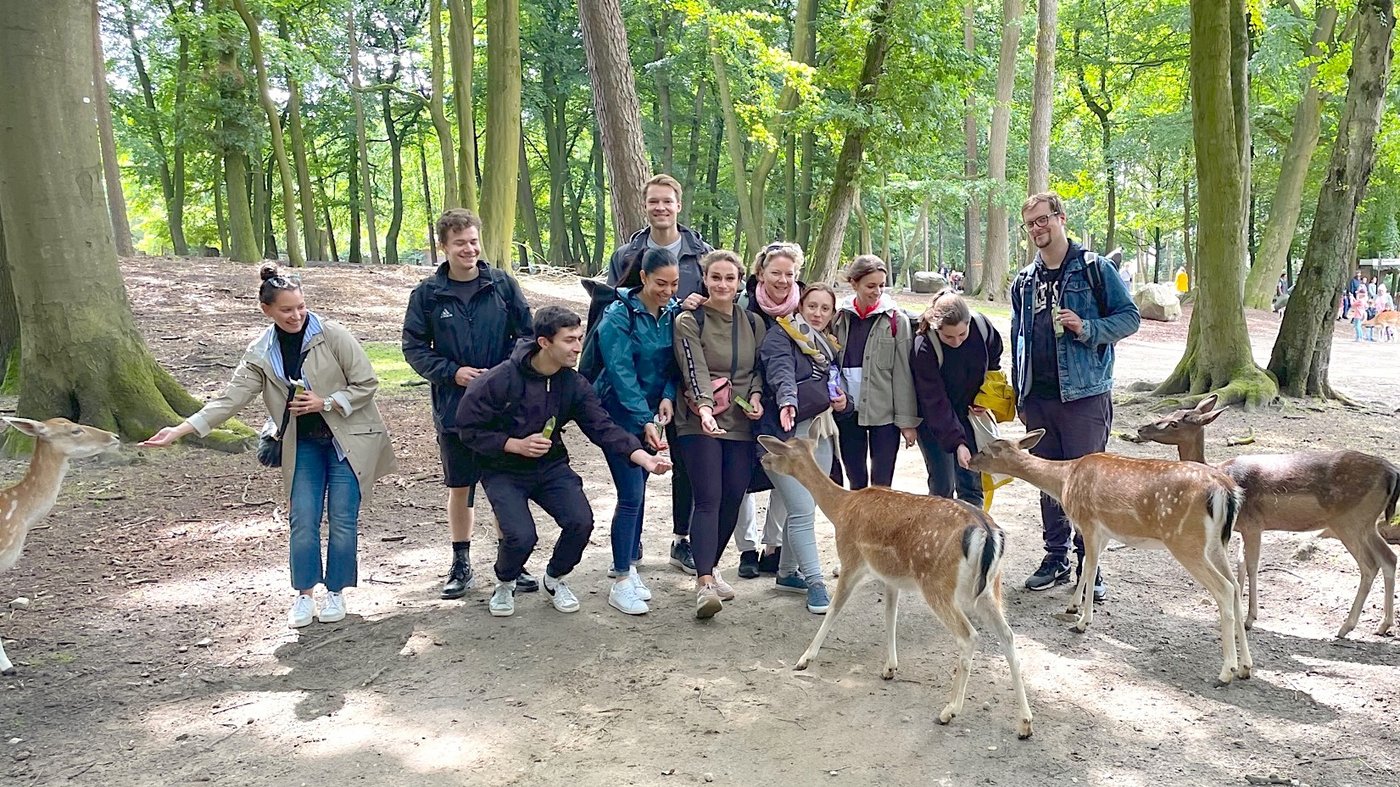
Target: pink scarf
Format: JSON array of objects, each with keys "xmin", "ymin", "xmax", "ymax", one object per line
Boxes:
[{"xmin": 755, "ymin": 282, "xmax": 800, "ymax": 318}]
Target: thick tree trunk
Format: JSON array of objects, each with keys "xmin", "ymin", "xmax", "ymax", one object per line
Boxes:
[
  {"xmin": 93, "ymin": 5, "xmax": 134, "ymax": 257},
  {"xmin": 1269, "ymin": 0, "xmax": 1395, "ymax": 397},
  {"xmin": 710, "ymin": 34, "xmax": 762, "ymax": 258},
  {"xmin": 348, "ymin": 6, "xmax": 380, "ymax": 264},
  {"xmin": 1243, "ymin": 5, "xmax": 1338, "ymax": 309},
  {"xmin": 278, "ymin": 18, "xmax": 322, "ymax": 262},
  {"xmin": 169, "ymin": 4, "xmax": 190, "ymax": 256},
  {"xmin": 963, "ymin": 1, "xmax": 981, "ymax": 291},
  {"xmin": 1027, "ymin": 0, "xmax": 1058, "ymax": 202},
  {"xmin": 348, "ymin": 143, "xmax": 363, "ymax": 263},
  {"xmin": 447, "ymin": 0, "xmax": 479, "ymax": 211},
  {"xmin": 517, "ymin": 131, "xmax": 545, "ymax": 268},
  {"xmin": 482, "ymin": 0, "xmax": 522, "ymax": 270},
  {"xmin": 233, "ymin": 0, "xmax": 303, "ymax": 267},
  {"xmin": 121, "ymin": 0, "xmax": 186, "ymax": 255},
  {"xmin": 806, "ymin": 0, "xmax": 896, "ymax": 283},
  {"xmin": 578, "ymin": 0, "xmax": 650, "ymax": 243},
  {"xmin": 429, "ymin": 0, "xmax": 460, "ymax": 210},
  {"xmin": 0, "ymin": 207, "xmax": 18, "ymax": 392},
  {"xmin": 979, "ymin": 0, "xmax": 1023, "ymax": 301},
  {"xmin": 0, "ymin": 0, "xmax": 248, "ymax": 447},
  {"xmin": 222, "ymin": 148, "xmax": 259, "ymax": 262},
  {"xmin": 1155, "ymin": 0, "xmax": 1278, "ymax": 408}
]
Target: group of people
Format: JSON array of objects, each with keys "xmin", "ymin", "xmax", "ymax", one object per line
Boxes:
[
  {"xmin": 1343, "ymin": 273, "xmax": 1396, "ymax": 341},
  {"xmin": 141, "ymin": 176, "xmax": 1142, "ymax": 629}
]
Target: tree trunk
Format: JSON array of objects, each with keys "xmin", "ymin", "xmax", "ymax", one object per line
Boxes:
[
  {"xmin": 703, "ymin": 113, "xmax": 723, "ymax": 243},
  {"xmin": 213, "ymin": 179, "xmax": 229, "ymax": 255},
  {"xmin": 0, "ymin": 207, "xmax": 18, "ymax": 391},
  {"xmin": 797, "ymin": 129, "xmax": 815, "ymax": 251},
  {"xmin": 380, "ymin": 84, "xmax": 408, "ymax": 266},
  {"xmin": 979, "ymin": 0, "xmax": 1023, "ymax": 301},
  {"xmin": 222, "ymin": 148, "xmax": 259, "ymax": 262},
  {"xmin": 169, "ymin": 2, "xmax": 191, "ymax": 257},
  {"xmin": 517, "ymin": 130, "xmax": 546, "ymax": 269},
  {"xmin": 1269, "ymin": 0, "xmax": 1395, "ymax": 397},
  {"xmin": 1181, "ymin": 159, "xmax": 1194, "ymax": 280},
  {"xmin": 1155, "ymin": 0, "xmax": 1278, "ymax": 408},
  {"xmin": 578, "ymin": 0, "xmax": 650, "ymax": 243},
  {"xmin": 1026, "ymin": 0, "xmax": 1057, "ymax": 265},
  {"xmin": 543, "ymin": 58, "xmax": 569, "ymax": 266},
  {"xmin": 592, "ymin": 132, "xmax": 607, "ymax": 274},
  {"xmin": 1243, "ymin": 4, "xmax": 1338, "ymax": 309},
  {"xmin": 482, "ymin": 0, "xmax": 522, "ymax": 270},
  {"xmin": 348, "ymin": 143, "xmax": 363, "ymax": 263},
  {"xmin": 447, "ymin": 0, "xmax": 479, "ymax": 211},
  {"xmin": 120, "ymin": 0, "xmax": 185, "ymax": 255},
  {"xmin": 651, "ymin": 11, "xmax": 675, "ymax": 174},
  {"xmin": 252, "ymin": 156, "xmax": 271, "ymax": 257},
  {"xmin": 806, "ymin": 0, "xmax": 896, "ymax": 283},
  {"xmin": 348, "ymin": 5, "xmax": 380, "ymax": 264},
  {"xmin": 93, "ymin": 4, "xmax": 134, "ymax": 257},
  {"xmin": 681, "ymin": 81, "xmax": 706, "ymax": 227},
  {"xmin": 710, "ymin": 32, "xmax": 761, "ymax": 258},
  {"xmin": 1074, "ymin": 24, "xmax": 1116, "ymax": 253},
  {"xmin": 278, "ymin": 18, "xmax": 322, "ymax": 262},
  {"xmin": 419, "ymin": 137, "xmax": 437, "ymax": 266},
  {"xmin": 0, "ymin": 0, "xmax": 247, "ymax": 447},
  {"xmin": 963, "ymin": 0, "xmax": 981, "ymax": 291},
  {"xmin": 429, "ymin": 0, "xmax": 460, "ymax": 210},
  {"xmin": 784, "ymin": 135, "xmax": 797, "ymax": 240}
]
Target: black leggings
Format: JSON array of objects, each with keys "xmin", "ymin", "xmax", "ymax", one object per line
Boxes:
[
  {"xmin": 674, "ymin": 434, "xmax": 755, "ymax": 578},
  {"xmin": 837, "ymin": 418, "xmax": 901, "ymax": 489},
  {"xmin": 665, "ymin": 421, "xmax": 694, "ymax": 537}
]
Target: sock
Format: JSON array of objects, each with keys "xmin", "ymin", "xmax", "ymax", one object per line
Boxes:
[{"xmin": 452, "ymin": 540, "xmax": 470, "ymax": 554}]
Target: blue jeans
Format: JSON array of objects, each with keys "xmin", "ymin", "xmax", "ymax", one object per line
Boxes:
[
  {"xmin": 769, "ymin": 425, "xmax": 833, "ymax": 585},
  {"xmin": 604, "ymin": 449, "xmax": 647, "ymax": 574},
  {"xmin": 917, "ymin": 424, "xmax": 984, "ymax": 508},
  {"xmin": 289, "ymin": 436, "xmax": 362, "ymax": 592}
]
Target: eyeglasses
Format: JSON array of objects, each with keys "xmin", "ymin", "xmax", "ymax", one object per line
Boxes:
[
  {"xmin": 265, "ymin": 274, "xmax": 301, "ymax": 289},
  {"xmin": 1019, "ymin": 213, "xmax": 1061, "ymax": 233}
]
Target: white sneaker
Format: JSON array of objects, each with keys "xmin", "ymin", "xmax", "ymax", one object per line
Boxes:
[
  {"xmin": 712, "ymin": 573, "xmax": 737, "ymax": 601},
  {"xmin": 696, "ymin": 583, "xmax": 723, "ymax": 619},
  {"xmin": 288, "ymin": 594, "xmax": 315, "ymax": 628},
  {"xmin": 318, "ymin": 591, "xmax": 346, "ymax": 623},
  {"xmin": 543, "ymin": 574, "xmax": 580, "ymax": 613},
  {"xmin": 628, "ymin": 567, "xmax": 653, "ymax": 601},
  {"xmin": 490, "ymin": 581, "xmax": 516, "ymax": 617},
  {"xmin": 608, "ymin": 579, "xmax": 650, "ymax": 615}
]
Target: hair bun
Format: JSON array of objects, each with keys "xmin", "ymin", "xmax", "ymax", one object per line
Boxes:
[{"xmin": 259, "ymin": 262, "xmax": 280, "ymax": 281}]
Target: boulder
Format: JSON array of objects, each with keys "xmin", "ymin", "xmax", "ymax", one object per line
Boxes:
[
  {"xmin": 912, "ymin": 271, "xmax": 949, "ymax": 294},
  {"xmin": 1134, "ymin": 283, "xmax": 1182, "ymax": 322}
]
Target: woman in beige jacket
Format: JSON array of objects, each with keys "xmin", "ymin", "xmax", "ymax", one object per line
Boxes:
[{"xmin": 142, "ymin": 265, "xmax": 397, "ymax": 628}]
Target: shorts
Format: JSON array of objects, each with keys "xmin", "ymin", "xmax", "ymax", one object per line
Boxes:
[{"xmin": 438, "ymin": 431, "xmax": 482, "ymax": 491}]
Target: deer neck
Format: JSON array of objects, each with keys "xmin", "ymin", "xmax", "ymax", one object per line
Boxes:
[
  {"xmin": 1177, "ymin": 434, "xmax": 1207, "ymax": 464},
  {"xmin": 785, "ymin": 456, "xmax": 851, "ymax": 522},
  {"xmin": 1000, "ymin": 453, "xmax": 1072, "ymax": 500},
  {"xmin": 2, "ymin": 441, "xmax": 70, "ymax": 531}
]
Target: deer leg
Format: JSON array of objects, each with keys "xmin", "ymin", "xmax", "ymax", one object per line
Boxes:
[
  {"xmin": 931, "ymin": 606, "xmax": 977, "ymax": 726},
  {"xmin": 881, "ymin": 587, "xmax": 900, "ymax": 679},
  {"xmin": 0, "ymin": 636, "xmax": 12, "ymax": 676},
  {"xmin": 1335, "ymin": 533, "xmax": 1379, "ymax": 639},
  {"xmin": 1177, "ymin": 547, "xmax": 1242, "ymax": 686},
  {"xmin": 1372, "ymin": 533, "xmax": 1396, "ymax": 636},
  {"xmin": 980, "ymin": 592, "xmax": 1033, "ymax": 740},
  {"xmin": 795, "ymin": 566, "xmax": 864, "ymax": 671},
  {"xmin": 1207, "ymin": 541, "xmax": 1252, "ymax": 679},
  {"xmin": 1071, "ymin": 537, "xmax": 1104, "ymax": 633},
  {"xmin": 1240, "ymin": 525, "xmax": 1262, "ymax": 630}
]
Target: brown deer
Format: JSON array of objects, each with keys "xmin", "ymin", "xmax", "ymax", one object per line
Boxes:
[
  {"xmin": 1136, "ymin": 395, "xmax": 1398, "ymax": 638},
  {"xmin": 757, "ymin": 435, "xmax": 1033, "ymax": 739},
  {"xmin": 967, "ymin": 430, "xmax": 1253, "ymax": 687},
  {"xmin": 1, "ymin": 417, "xmax": 120, "ymax": 675}
]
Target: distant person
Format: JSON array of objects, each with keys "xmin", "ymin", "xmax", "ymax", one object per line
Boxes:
[
  {"xmin": 1350, "ymin": 289, "xmax": 1370, "ymax": 341},
  {"xmin": 1010, "ymin": 191, "xmax": 1140, "ymax": 602},
  {"xmin": 455, "ymin": 306, "xmax": 671, "ymax": 618},
  {"xmin": 1174, "ymin": 266, "xmax": 1189, "ymax": 293},
  {"xmin": 402, "ymin": 208, "xmax": 536, "ymax": 600},
  {"xmin": 1276, "ymin": 273, "xmax": 1288, "ymax": 298},
  {"xmin": 142, "ymin": 265, "xmax": 397, "ymax": 629}
]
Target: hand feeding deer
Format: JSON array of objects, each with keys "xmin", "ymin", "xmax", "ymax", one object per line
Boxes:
[
  {"xmin": 757, "ymin": 435, "xmax": 1033, "ymax": 739},
  {"xmin": 1136, "ymin": 395, "xmax": 1398, "ymax": 637},
  {"xmin": 967, "ymin": 429, "xmax": 1253, "ymax": 687},
  {"xmin": 0, "ymin": 417, "xmax": 120, "ymax": 675}
]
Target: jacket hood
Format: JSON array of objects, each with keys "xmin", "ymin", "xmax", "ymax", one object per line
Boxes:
[
  {"xmin": 839, "ymin": 292, "xmax": 902, "ymax": 317},
  {"xmin": 620, "ymin": 286, "xmax": 678, "ymax": 315},
  {"xmin": 510, "ymin": 336, "xmax": 542, "ymax": 373},
  {"xmin": 624, "ymin": 224, "xmax": 709, "ymax": 256}
]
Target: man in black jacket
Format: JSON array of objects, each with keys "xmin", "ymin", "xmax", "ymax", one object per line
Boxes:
[
  {"xmin": 402, "ymin": 208, "xmax": 535, "ymax": 599},
  {"xmin": 457, "ymin": 306, "xmax": 672, "ymax": 618}
]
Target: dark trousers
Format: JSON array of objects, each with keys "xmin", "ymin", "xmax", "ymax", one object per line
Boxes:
[
  {"xmin": 665, "ymin": 421, "xmax": 694, "ymax": 538},
  {"xmin": 675, "ymin": 434, "xmax": 755, "ymax": 578},
  {"xmin": 482, "ymin": 460, "xmax": 594, "ymax": 582},
  {"xmin": 837, "ymin": 418, "xmax": 902, "ymax": 490},
  {"xmin": 917, "ymin": 420, "xmax": 984, "ymax": 508},
  {"xmin": 1021, "ymin": 392, "xmax": 1112, "ymax": 562}
]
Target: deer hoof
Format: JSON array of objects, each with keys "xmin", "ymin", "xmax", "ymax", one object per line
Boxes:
[
  {"xmin": 937, "ymin": 707, "xmax": 956, "ymax": 725},
  {"xmin": 1069, "ymin": 623, "xmax": 1088, "ymax": 635},
  {"xmin": 0, "ymin": 667, "xmax": 14, "ymax": 677},
  {"xmin": 1236, "ymin": 664, "xmax": 1252, "ymax": 680},
  {"xmin": 1017, "ymin": 720, "xmax": 1034, "ymax": 740},
  {"xmin": 794, "ymin": 659, "xmax": 809, "ymax": 672},
  {"xmin": 1214, "ymin": 674, "xmax": 1234, "ymax": 688},
  {"xmin": 881, "ymin": 667, "xmax": 896, "ymax": 680}
]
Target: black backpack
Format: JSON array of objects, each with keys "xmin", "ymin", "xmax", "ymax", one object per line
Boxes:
[{"xmin": 578, "ymin": 279, "xmax": 635, "ymax": 383}]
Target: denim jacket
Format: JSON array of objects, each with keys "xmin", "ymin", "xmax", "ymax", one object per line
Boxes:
[{"xmin": 1009, "ymin": 243, "xmax": 1140, "ymax": 405}]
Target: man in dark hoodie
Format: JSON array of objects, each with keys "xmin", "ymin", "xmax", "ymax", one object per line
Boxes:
[
  {"xmin": 402, "ymin": 208, "xmax": 536, "ymax": 600},
  {"xmin": 457, "ymin": 306, "xmax": 672, "ymax": 618},
  {"xmin": 605, "ymin": 174, "xmax": 711, "ymax": 576}
]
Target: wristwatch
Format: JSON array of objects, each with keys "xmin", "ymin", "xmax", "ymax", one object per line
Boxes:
[{"xmin": 322, "ymin": 398, "xmax": 334, "ymax": 413}]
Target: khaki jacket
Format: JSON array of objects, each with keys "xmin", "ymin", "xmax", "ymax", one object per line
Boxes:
[
  {"xmin": 186, "ymin": 314, "xmax": 398, "ymax": 500},
  {"xmin": 832, "ymin": 295, "xmax": 920, "ymax": 429}
]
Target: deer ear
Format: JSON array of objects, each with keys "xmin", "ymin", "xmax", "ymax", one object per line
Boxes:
[
  {"xmin": 1, "ymin": 417, "xmax": 45, "ymax": 438},
  {"xmin": 1017, "ymin": 430, "xmax": 1045, "ymax": 451},
  {"xmin": 1194, "ymin": 394, "xmax": 1219, "ymax": 413},
  {"xmin": 757, "ymin": 435, "xmax": 789, "ymax": 455},
  {"xmin": 1195, "ymin": 407, "xmax": 1228, "ymax": 426}
]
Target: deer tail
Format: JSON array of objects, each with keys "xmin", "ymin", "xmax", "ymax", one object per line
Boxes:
[
  {"xmin": 1205, "ymin": 483, "xmax": 1244, "ymax": 545},
  {"xmin": 1383, "ymin": 462, "xmax": 1400, "ymax": 524},
  {"xmin": 961, "ymin": 512, "xmax": 1004, "ymax": 598}
]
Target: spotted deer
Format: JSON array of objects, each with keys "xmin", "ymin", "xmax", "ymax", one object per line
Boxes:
[
  {"xmin": 0, "ymin": 417, "xmax": 120, "ymax": 675},
  {"xmin": 757, "ymin": 435, "xmax": 1033, "ymax": 739},
  {"xmin": 1137, "ymin": 395, "xmax": 1398, "ymax": 637},
  {"xmin": 967, "ymin": 430, "xmax": 1252, "ymax": 687}
]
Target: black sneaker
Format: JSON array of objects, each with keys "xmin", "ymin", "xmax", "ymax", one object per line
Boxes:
[
  {"xmin": 1024, "ymin": 557, "xmax": 1072, "ymax": 591},
  {"xmin": 669, "ymin": 538, "xmax": 697, "ymax": 575},
  {"xmin": 738, "ymin": 550, "xmax": 760, "ymax": 579},
  {"xmin": 756, "ymin": 547, "xmax": 781, "ymax": 575},
  {"xmin": 516, "ymin": 571, "xmax": 540, "ymax": 594},
  {"xmin": 441, "ymin": 554, "xmax": 473, "ymax": 599},
  {"xmin": 1079, "ymin": 569, "xmax": 1108, "ymax": 603}
]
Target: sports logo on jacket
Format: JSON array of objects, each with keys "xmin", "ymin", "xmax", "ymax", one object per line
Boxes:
[{"xmin": 440, "ymin": 307, "xmax": 454, "ymax": 319}]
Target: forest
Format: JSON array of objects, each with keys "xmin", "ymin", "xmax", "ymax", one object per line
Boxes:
[{"xmin": 0, "ymin": 0, "xmax": 1396, "ymax": 439}]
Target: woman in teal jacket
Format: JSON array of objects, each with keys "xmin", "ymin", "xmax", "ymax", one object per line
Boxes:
[{"xmin": 595, "ymin": 247, "xmax": 681, "ymax": 615}]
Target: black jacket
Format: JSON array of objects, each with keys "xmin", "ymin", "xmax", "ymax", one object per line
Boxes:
[
  {"xmin": 402, "ymin": 261, "xmax": 532, "ymax": 432},
  {"xmin": 606, "ymin": 225, "xmax": 711, "ymax": 297},
  {"xmin": 455, "ymin": 341, "xmax": 643, "ymax": 474}
]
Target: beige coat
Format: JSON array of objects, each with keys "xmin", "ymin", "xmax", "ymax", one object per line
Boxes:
[
  {"xmin": 186, "ymin": 314, "xmax": 398, "ymax": 500},
  {"xmin": 832, "ymin": 295, "xmax": 920, "ymax": 430}
]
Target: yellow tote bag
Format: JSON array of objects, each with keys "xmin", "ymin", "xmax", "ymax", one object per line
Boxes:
[{"xmin": 969, "ymin": 382, "xmax": 1016, "ymax": 512}]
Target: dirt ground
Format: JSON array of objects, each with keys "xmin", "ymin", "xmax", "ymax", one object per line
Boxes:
[{"xmin": 1, "ymin": 257, "xmax": 1396, "ymax": 786}]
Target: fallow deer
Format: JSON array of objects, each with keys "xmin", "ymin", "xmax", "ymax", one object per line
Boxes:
[
  {"xmin": 0, "ymin": 417, "xmax": 120, "ymax": 675},
  {"xmin": 757, "ymin": 435, "xmax": 1033, "ymax": 739},
  {"xmin": 1136, "ymin": 395, "xmax": 1398, "ymax": 637},
  {"xmin": 967, "ymin": 430, "xmax": 1253, "ymax": 687}
]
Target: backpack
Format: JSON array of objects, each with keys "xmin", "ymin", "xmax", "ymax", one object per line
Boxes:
[
  {"xmin": 929, "ymin": 311, "xmax": 993, "ymax": 366},
  {"xmin": 1081, "ymin": 251, "xmax": 1111, "ymax": 318},
  {"xmin": 578, "ymin": 280, "xmax": 636, "ymax": 383}
]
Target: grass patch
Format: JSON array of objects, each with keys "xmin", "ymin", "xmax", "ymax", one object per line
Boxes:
[
  {"xmin": 890, "ymin": 292, "xmax": 1012, "ymax": 322},
  {"xmin": 363, "ymin": 342, "xmax": 425, "ymax": 388}
]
